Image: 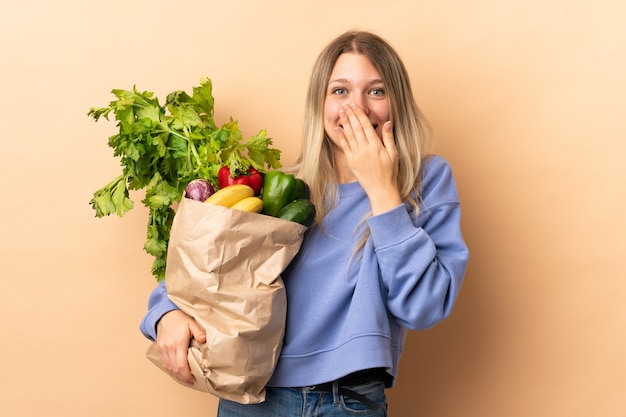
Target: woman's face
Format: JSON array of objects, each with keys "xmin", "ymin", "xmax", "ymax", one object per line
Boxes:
[{"xmin": 323, "ymin": 52, "xmax": 390, "ymax": 146}]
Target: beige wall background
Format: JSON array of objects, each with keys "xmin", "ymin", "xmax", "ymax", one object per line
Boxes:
[{"xmin": 1, "ymin": 0, "xmax": 624, "ymax": 416}]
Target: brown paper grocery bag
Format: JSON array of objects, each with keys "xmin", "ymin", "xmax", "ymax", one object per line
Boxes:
[{"xmin": 146, "ymin": 196, "xmax": 306, "ymax": 404}]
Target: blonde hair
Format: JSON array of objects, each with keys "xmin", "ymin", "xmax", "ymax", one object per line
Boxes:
[{"xmin": 292, "ymin": 30, "xmax": 432, "ymax": 230}]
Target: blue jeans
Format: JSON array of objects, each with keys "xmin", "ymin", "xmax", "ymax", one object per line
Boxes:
[{"xmin": 217, "ymin": 380, "xmax": 388, "ymax": 416}]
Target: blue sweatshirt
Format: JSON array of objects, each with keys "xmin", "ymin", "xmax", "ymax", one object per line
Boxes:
[{"xmin": 140, "ymin": 155, "xmax": 469, "ymax": 388}]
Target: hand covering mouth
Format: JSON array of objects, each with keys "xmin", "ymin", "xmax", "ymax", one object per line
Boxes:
[{"xmin": 337, "ymin": 121, "xmax": 379, "ymax": 129}]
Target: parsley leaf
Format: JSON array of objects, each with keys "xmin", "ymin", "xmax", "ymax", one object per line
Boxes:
[{"xmin": 88, "ymin": 78, "xmax": 282, "ymax": 281}]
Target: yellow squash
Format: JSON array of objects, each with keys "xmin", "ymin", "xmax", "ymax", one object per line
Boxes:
[
  {"xmin": 230, "ymin": 196, "xmax": 264, "ymax": 213},
  {"xmin": 205, "ymin": 184, "xmax": 255, "ymax": 207}
]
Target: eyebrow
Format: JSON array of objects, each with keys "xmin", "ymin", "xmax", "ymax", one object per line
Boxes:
[{"xmin": 328, "ymin": 78, "xmax": 384, "ymax": 86}]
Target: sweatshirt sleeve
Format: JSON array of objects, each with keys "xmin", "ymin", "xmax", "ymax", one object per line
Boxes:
[
  {"xmin": 366, "ymin": 156, "xmax": 469, "ymax": 330},
  {"xmin": 139, "ymin": 281, "xmax": 179, "ymax": 341}
]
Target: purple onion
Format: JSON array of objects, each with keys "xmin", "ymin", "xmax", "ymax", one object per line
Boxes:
[{"xmin": 184, "ymin": 179, "xmax": 215, "ymax": 201}]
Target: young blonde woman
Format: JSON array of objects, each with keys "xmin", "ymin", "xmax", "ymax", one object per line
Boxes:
[{"xmin": 141, "ymin": 30, "xmax": 469, "ymax": 416}]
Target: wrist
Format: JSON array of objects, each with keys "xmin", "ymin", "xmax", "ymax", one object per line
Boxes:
[{"xmin": 368, "ymin": 187, "xmax": 402, "ymax": 215}]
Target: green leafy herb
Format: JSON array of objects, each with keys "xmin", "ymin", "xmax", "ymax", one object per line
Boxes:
[{"xmin": 88, "ymin": 78, "xmax": 282, "ymax": 281}]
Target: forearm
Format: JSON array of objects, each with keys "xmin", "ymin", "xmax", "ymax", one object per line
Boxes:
[
  {"xmin": 139, "ymin": 281, "xmax": 180, "ymax": 340},
  {"xmin": 368, "ymin": 202, "xmax": 469, "ymax": 329}
]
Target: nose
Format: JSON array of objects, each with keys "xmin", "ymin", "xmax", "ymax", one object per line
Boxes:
[{"xmin": 352, "ymin": 95, "xmax": 370, "ymax": 115}]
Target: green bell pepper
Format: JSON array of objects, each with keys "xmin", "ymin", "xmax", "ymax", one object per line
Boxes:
[{"xmin": 261, "ymin": 171, "xmax": 298, "ymax": 217}]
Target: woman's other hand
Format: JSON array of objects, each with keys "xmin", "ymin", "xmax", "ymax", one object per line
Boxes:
[{"xmin": 155, "ymin": 309, "xmax": 206, "ymax": 385}]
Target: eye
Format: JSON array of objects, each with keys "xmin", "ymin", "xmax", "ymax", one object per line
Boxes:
[
  {"xmin": 332, "ymin": 87, "xmax": 347, "ymax": 95},
  {"xmin": 370, "ymin": 88, "xmax": 385, "ymax": 97}
]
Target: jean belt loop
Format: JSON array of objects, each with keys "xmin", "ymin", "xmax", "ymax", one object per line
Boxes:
[{"xmin": 331, "ymin": 380, "xmax": 340, "ymax": 406}]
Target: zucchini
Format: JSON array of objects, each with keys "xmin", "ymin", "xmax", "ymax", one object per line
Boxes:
[
  {"xmin": 294, "ymin": 178, "xmax": 310, "ymax": 200},
  {"xmin": 277, "ymin": 199, "xmax": 316, "ymax": 226}
]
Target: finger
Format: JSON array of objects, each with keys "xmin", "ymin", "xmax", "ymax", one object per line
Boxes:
[
  {"xmin": 345, "ymin": 103, "xmax": 377, "ymax": 142},
  {"xmin": 382, "ymin": 121, "xmax": 399, "ymax": 179},
  {"xmin": 173, "ymin": 346, "xmax": 195, "ymax": 385},
  {"xmin": 157, "ymin": 337, "xmax": 195, "ymax": 385},
  {"xmin": 189, "ymin": 321, "xmax": 206, "ymax": 344},
  {"xmin": 337, "ymin": 109, "xmax": 357, "ymax": 153},
  {"xmin": 381, "ymin": 121, "xmax": 396, "ymax": 154},
  {"xmin": 161, "ymin": 344, "xmax": 194, "ymax": 385},
  {"xmin": 338, "ymin": 107, "xmax": 355, "ymax": 141},
  {"xmin": 340, "ymin": 105, "xmax": 366, "ymax": 145}
]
